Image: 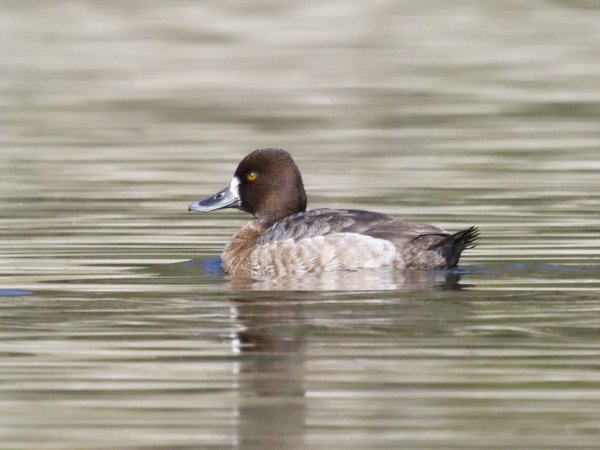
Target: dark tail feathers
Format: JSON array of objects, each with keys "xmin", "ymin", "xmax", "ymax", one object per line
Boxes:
[{"xmin": 428, "ymin": 226, "xmax": 480, "ymax": 252}]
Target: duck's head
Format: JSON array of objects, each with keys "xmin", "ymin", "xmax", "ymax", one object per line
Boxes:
[{"xmin": 188, "ymin": 148, "xmax": 307, "ymax": 227}]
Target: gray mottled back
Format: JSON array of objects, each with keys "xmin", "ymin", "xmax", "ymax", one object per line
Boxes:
[{"xmin": 257, "ymin": 208, "xmax": 449, "ymax": 247}]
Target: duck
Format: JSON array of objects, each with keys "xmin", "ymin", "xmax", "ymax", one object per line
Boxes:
[{"xmin": 188, "ymin": 148, "xmax": 478, "ymax": 278}]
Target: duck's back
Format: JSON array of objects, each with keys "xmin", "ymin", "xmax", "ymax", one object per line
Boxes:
[{"xmin": 249, "ymin": 209, "xmax": 477, "ymax": 276}]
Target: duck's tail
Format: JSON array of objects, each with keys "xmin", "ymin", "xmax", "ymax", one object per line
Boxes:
[
  {"xmin": 430, "ymin": 226, "xmax": 479, "ymax": 251},
  {"xmin": 427, "ymin": 226, "xmax": 480, "ymax": 268}
]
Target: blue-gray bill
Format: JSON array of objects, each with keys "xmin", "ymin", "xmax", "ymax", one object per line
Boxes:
[{"xmin": 188, "ymin": 184, "xmax": 240, "ymax": 212}]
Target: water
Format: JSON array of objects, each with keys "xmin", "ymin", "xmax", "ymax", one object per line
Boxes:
[{"xmin": 1, "ymin": 1, "xmax": 600, "ymax": 448}]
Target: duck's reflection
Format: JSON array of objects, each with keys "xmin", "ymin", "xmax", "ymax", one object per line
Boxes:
[
  {"xmin": 225, "ymin": 269, "xmax": 466, "ymax": 446},
  {"xmin": 170, "ymin": 258, "xmax": 465, "ymax": 292},
  {"xmin": 228, "ymin": 267, "xmax": 463, "ymax": 291},
  {"xmin": 230, "ymin": 294, "xmax": 308, "ymax": 448}
]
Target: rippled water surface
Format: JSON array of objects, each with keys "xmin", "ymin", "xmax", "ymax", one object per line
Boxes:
[{"xmin": 2, "ymin": 1, "xmax": 600, "ymax": 448}]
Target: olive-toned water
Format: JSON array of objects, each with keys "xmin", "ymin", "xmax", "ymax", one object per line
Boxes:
[{"xmin": 2, "ymin": 1, "xmax": 600, "ymax": 449}]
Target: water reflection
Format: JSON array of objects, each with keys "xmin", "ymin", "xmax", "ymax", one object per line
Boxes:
[
  {"xmin": 231, "ymin": 296, "xmax": 307, "ymax": 448},
  {"xmin": 229, "ymin": 267, "xmax": 465, "ymax": 291},
  {"xmin": 173, "ymin": 258, "xmax": 466, "ymax": 291},
  {"xmin": 225, "ymin": 288, "xmax": 473, "ymax": 449}
]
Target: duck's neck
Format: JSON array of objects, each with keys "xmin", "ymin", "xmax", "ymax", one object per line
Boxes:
[{"xmin": 221, "ymin": 220, "xmax": 264, "ymax": 277}]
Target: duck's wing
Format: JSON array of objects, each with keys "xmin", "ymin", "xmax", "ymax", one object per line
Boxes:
[{"xmin": 257, "ymin": 208, "xmax": 448, "ymax": 245}]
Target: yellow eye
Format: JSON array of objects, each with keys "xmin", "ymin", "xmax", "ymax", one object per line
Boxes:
[{"xmin": 246, "ymin": 172, "xmax": 257, "ymax": 181}]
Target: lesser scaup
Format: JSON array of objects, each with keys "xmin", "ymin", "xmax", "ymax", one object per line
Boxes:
[{"xmin": 188, "ymin": 148, "xmax": 479, "ymax": 278}]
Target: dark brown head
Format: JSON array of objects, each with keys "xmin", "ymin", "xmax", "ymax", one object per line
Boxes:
[{"xmin": 188, "ymin": 148, "xmax": 307, "ymax": 227}]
